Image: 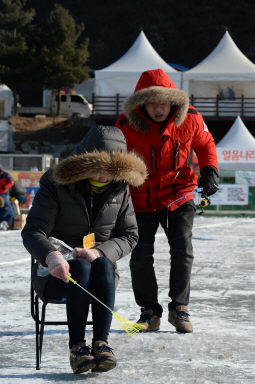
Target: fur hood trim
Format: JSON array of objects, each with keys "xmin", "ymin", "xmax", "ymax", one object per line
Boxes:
[
  {"xmin": 124, "ymin": 86, "xmax": 189, "ymax": 131},
  {"xmin": 53, "ymin": 150, "xmax": 148, "ymax": 187}
]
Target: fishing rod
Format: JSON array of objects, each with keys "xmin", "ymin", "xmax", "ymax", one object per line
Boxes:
[
  {"xmin": 49, "ymin": 237, "xmax": 145, "ymax": 335},
  {"xmin": 66, "ymin": 275, "xmax": 145, "ymax": 336},
  {"xmin": 167, "ymin": 186, "xmax": 211, "ymax": 213}
]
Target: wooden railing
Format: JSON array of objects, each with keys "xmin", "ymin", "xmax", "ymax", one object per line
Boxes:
[
  {"xmin": 91, "ymin": 93, "xmax": 255, "ymax": 118},
  {"xmin": 91, "ymin": 93, "xmax": 127, "ymax": 118},
  {"xmin": 190, "ymin": 95, "xmax": 255, "ymax": 117}
]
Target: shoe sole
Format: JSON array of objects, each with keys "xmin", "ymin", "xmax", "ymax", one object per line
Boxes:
[
  {"xmin": 138, "ymin": 320, "xmax": 160, "ymax": 333},
  {"xmin": 74, "ymin": 361, "xmax": 97, "ymax": 374},
  {"xmin": 168, "ymin": 319, "xmax": 193, "ymax": 333},
  {"xmin": 139, "ymin": 327, "xmax": 160, "ymax": 332},
  {"xmin": 92, "ymin": 357, "xmax": 117, "ymax": 372},
  {"xmin": 176, "ymin": 328, "xmax": 193, "ymax": 333}
]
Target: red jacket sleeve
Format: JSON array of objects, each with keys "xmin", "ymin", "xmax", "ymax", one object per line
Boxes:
[
  {"xmin": 0, "ymin": 178, "xmax": 14, "ymax": 193},
  {"xmin": 191, "ymin": 112, "xmax": 218, "ymax": 172}
]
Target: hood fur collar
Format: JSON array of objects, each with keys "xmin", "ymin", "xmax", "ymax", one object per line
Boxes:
[
  {"xmin": 53, "ymin": 150, "xmax": 148, "ymax": 188},
  {"xmin": 124, "ymin": 86, "xmax": 189, "ymax": 132}
]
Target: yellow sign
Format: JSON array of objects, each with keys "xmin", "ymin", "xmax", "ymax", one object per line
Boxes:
[{"xmin": 83, "ymin": 233, "xmax": 95, "ymax": 249}]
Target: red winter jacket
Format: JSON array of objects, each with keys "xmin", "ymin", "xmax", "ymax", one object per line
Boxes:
[
  {"xmin": 115, "ymin": 69, "xmax": 218, "ymax": 212},
  {"xmin": 0, "ymin": 170, "xmax": 14, "ymax": 194}
]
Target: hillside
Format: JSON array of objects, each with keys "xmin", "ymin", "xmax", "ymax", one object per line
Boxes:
[
  {"xmin": 9, "ymin": 116, "xmax": 67, "ymax": 133},
  {"xmin": 9, "ymin": 116, "xmax": 93, "ymax": 151},
  {"xmin": 27, "ymin": 0, "xmax": 255, "ymax": 70}
]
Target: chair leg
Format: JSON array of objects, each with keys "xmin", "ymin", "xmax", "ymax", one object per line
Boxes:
[
  {"xmin": 39, "ymin": 303, "xmax": 47, "ymax": 366},
  {"xmin": 35, "ymin": 295, "xmax": 40, "ymax": 370}
]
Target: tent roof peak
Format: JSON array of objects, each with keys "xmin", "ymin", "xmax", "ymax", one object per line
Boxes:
[
  {"xmin": 217, "ymin": 116, "xmax": 255, "ymax": 149},
  {"xmin": 97, "ymin": 30, "xmax": 177, "ymax": 73},
  {"xmin": 186, "ymin": 31, "xmax": 255, "ymax": 75}
]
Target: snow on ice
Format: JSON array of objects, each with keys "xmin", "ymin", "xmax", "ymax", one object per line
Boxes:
[{"xmin": 0, "ymin": 216, "xmax": 255, "ymax": 383}]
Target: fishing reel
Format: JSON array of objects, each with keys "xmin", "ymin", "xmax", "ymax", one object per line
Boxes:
[
  {"xmin": 197, "ymin": 188, "xmax": 211, "ymax": 214},
  {"xmin": 199, "ymin": 196, "xmax": 210, "ymax": 208}
]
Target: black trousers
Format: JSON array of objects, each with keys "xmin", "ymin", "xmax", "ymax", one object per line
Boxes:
[
  {"xmin": 130, "ymin": 201, "xmax": 196, "ymax": 316},
  {"xmin": 44, "ymin": 257, "xmax": 115, "ymax": 348}
]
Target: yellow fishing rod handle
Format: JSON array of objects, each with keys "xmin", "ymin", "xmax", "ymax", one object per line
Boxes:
[{"xmin": 66, "ymin": 275, "xmax": 77, "ymax": 284}]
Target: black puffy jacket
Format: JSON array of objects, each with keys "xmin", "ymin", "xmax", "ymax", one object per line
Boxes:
[{"xmin": 22, "ymin": 125, "xmax": 147, "ymax": 298}]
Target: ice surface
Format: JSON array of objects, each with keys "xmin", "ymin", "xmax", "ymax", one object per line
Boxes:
[{"xmin": 0, "ymin": 216, "xmax": 255, "ymax": 383}]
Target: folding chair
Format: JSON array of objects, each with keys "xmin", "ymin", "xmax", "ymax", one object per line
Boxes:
[{"xmin": 30, "ymin": 257, "xmax": 92, "ymax": 370}]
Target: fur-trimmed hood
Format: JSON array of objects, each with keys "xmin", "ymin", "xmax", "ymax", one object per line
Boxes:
[
  {"xmin": 53, "ymin": 125, "xmax": 148, "ymax": 187},
  {"xmin": 123, "ymin": 69, "xmax": 189, "ymax": 132}
]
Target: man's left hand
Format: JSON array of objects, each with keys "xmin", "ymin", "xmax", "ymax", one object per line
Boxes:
[{"xmin": 198, "ymin": 166, "xmax": 219, "ymax": 196}]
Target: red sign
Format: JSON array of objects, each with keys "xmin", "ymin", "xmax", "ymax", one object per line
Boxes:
[{"xmin": 17, "ymin": 172, "xmax": 44, "ymax": 188}]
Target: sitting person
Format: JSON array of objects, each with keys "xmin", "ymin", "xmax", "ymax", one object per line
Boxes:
[
  {"xmin": 21, "ymin": 125, "xmax": 147, "ymax": 374},
  {"xmin": 0, "ymin": 166, "xmax": 14, "ymax": 194},
  {"xmin": 0, "ymin": 193, "xmax": 14, "ymax": 230}
]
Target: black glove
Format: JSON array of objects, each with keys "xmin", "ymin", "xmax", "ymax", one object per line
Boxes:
[{"xmin": 198, "ymin": 166, "xmax": 219, "ymax": 196}]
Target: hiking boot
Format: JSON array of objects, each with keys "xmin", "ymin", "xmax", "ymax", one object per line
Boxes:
[
  {"xmin": 168, "ymin": 305, "xmax": 193, "ymax": 333},
  {"xmin": 70, "ymin": 342, "xmax": 96, "ymax": 374},
  {"xmin": 91, "ymin": 340, "xmax": 117, "ymax": 372},
  {"xmin": 137, "ymin": 309, "xmax": 160, "ymax": 332}
]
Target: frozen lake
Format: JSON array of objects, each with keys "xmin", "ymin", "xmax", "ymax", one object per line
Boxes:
[{"xmin": 0, "ymin": 215, "xmax": 255, "ymax": 383}]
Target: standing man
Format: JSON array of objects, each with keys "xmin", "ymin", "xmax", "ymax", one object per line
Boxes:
[{"xmin": 115, "ymin": 69, "xmax": 219, "ymax": 333}]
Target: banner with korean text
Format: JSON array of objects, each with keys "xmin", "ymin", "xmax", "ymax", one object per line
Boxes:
[
  {"xmin": 194, "ymin": 184, "xmax": 249, "ymax": 205},
  {"xmin": 217, "ymin": 149, "xmax": 255, "ymax": 164}
]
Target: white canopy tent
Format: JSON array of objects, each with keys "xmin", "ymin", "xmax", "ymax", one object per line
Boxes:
[
  {"xmin": 182, "ymin": 31, "xmax": 255, "ymax": 98},
  {"xmin": 94, "ymin": 31, "xmax": 180, "ymax": 96},
  {"xmin": 216, "ymin": 116, "xmax": 255, "ymax": 176},
  {"xmin": 0, "ymin": 85, "xmax": 13, "ymax": 118}
]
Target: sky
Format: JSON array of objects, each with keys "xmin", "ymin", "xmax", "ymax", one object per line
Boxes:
[{"xmin": 0, "ymin": 215, "xmax": 255, "ymax": 384}]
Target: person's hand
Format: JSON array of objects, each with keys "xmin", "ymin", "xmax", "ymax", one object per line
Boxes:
[
  {"xmin": 198, "ymin": 166, "xmax": 219, "ymax": 196},
  {"xmin": 0, "ymin": 196, "xmax": 5, "ymax": 208},
  {"xmin": 74, "ymin": 248, "xmax": 103, "ymax": 263},
  {"xmin": 46, "ymin": 251, "xmax": 69, "ymax": 282}
]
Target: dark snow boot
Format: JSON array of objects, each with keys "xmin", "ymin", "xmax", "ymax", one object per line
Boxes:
[
  {"xmin": 70, "ymin": 342, "xmax": 96, "ymax": 374},
  {"xmin": 92, "ymin": 340, "xmax": 117, "ymax": 372},
  {"xmin": 137, "ymin": 308, "xmax": 160, "ymax": 332}
]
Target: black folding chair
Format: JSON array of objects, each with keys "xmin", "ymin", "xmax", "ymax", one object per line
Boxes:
[{"xmin": 30, "ymin": 257, "xmax": 92, "ymax": 370}]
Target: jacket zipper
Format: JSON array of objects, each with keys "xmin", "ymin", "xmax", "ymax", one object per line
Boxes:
[
  {"xmin": 70, "ymin": 184, "xmax": 92, "ymax": 233},
  {"xmin": 173, "ymin": 140, "xmax": 180, "ymax": 169},
  {"xmin": 84, "ymin": 196, "xmax": 92, "ymax": 233},
  {"xmin": 150, "ymin": 144, "xmax": 154, "ymax": 171},
  {"xmin": 90, "ymin": 183, "xmax": 122, "ymax": 228},
  {"xmin": 154, "ymin": 145, "xmax": 157, "ymax": 171},
  {"xmin": 150, "ymin": 144, "xmax": 157, "ymax": 172},
  {"xmin": 145, "ymin": 185, "xmax": 150, "ymax": 207}
]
